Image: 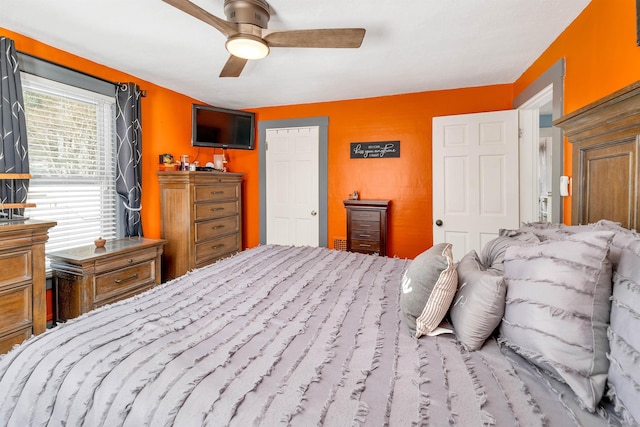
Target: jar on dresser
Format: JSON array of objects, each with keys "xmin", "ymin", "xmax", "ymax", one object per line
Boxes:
[{"xmin": 157, "ymin": 171, "xmax": 243, "ymax": 281}]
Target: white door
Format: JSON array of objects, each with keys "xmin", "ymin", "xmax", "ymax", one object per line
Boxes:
[
  {"xmin": 266, "ymin": 126, "xmax": 320, "ymax": 246},
  {"xmin": 432, "ymin": 110, "xmax": 519, "ymax": 261}
]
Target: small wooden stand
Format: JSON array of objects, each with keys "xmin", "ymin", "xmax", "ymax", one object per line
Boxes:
[{"xmin": 0, "ymin": 173, "xmax": 36, "ymax": 220}]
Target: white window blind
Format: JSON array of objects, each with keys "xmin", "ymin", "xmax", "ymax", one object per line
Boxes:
[{"xmin": 21, "ymin": 73, "xmax": 118, "ymax": 254}]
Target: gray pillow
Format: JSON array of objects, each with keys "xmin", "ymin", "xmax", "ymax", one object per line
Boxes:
[
  {"xmin": 499, "ymin": 231, "xmax": 614, "ymax": 411},
  {"xmin": 518, "ymin": 221, "xmax": 590, "ymax": 241},
  {"xmin": 400, "ymin": 243, "xmax": 457, "ymax": 338},
  {"xmin": 450, "ymin": 250, "xmax": 505, "ymax": 351},
  {"xmin": 481, "ymin": 231, "xmax": 539, "ymax": 273},
  {"xmin": 593, "ymin": 219, "xmax": 640, "ymax": 268},
  {"xmin": 607, "ymin": 245, "xmax": 640, "ymax": 425}
]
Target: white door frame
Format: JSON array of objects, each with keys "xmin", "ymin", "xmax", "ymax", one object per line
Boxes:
[
  {"xmin": 258, "ymin": 117, "xmax": 329, "ymax": 246},
  {"xmin": 518, "ymin": 84, "xmax": 552, "ymax": 223},
  {"xmin": 513, "ymin": 58, "xmax": 565, "ymax": 224}
]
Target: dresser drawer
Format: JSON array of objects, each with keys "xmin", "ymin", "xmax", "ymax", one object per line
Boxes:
[
  {"xmin": 0, "ymin": 328, "xmax": 31, "ymax": 354},
  {"xmin": 194, "ymin": 184, "xmax": 239, "ymax": 203},
  {"xmin": 94, "ymin": 260, "xmax": 155, "ymax": 304},
  {"xmin": 0, "ymin": 283, "xmax": 32, "ymax": 336},
  {"xmin": 195, "ymin": 234, "xmax": 239, "ymax": 266},
  {"xmin": 195, "ymin": 216, "xmax": 240, "ymax": 243},
  {"xmin": 351, "ymin": 229, "xmax": 380, "ymax": 241},
  {"xmin": 0, "ymin": 250, "xmax": 31, "ymax": 289},
  {"xmin": 94, "ymin": 247, "xmax": 159, "ymax": 274},
  {"xmin": 351, "ymin": 240, "xmax": 381, "ymax": 253},
  {"xmin": 351, "ymin": 210, "xmax": 381, "ymax": 222},
  {"xmin": 195, "ymin": 201, "xmax": 239, "ymax": 221}
]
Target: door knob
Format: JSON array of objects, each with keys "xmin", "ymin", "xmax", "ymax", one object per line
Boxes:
[
  {"xmin": 435, "ymin": 219, "xmax": 443, "ymax": 226},
  {"xmin": 311, "ymin": 210, "xmax": 317, "ymax": 216}
]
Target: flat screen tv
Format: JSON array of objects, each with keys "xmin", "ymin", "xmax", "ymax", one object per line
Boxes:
[{"xmin": 192, "ymin": 104, "xmax": 255, "ymax": 150}]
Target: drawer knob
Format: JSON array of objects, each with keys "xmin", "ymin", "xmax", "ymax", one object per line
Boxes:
[
  {"xmin": 114, "ymin": 273, "xmax": 138, "ymax": 284},
  {"xmin": 212, "ymin": 244, "xmax": 225, "ymax": 250},
  {"xmin": 359, "ymin": 244, "xmax": 372, "ymax": 248},
  {"xmin": 359, "ymin": 234, "xmax": 371, "ymax": 238},
  {"xmin": 128, "ymin": 258, "xmax": 133, "ymax": 263},
  {"xmin": 211, "ymin": 207, "xmax": 225, "ymax": 212},
  {"xmin": 213, "ymin": 225, "xmax": 225, "ymax": 230},
  {"xmin": 211, "ymin": 191, "xmax": 224, "ymax": 195},
  {"xmin": 360, "ymin": 224, "xmax": 371, "ymax": 228}
]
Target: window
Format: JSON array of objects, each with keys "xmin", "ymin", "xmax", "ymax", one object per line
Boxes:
[{"xmin": 22, "ymin": 73, "xmax": 118, "ymax": 254}]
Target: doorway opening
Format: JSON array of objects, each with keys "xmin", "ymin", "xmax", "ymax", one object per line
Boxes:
[
  {"xmin": 257, "ymin": 116, "xmax": 329, "ymax": 246},
  {"xmin": 514, "ymin": 59, "xmax": 565, "ymax": 224}
]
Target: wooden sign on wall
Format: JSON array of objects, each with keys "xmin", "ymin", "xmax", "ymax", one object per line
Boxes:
[{"xmin": 350, "ymin": 141, "xmax": 400, "ymax": 159}]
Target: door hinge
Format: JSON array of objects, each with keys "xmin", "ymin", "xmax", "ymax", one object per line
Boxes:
[
  {"xmin": 518, "ymin": 128, "xmax": 523, "ymax": 138},
  {"xmin": 265, "ymin": 141, "xmax": 268, "ymax": 151}
]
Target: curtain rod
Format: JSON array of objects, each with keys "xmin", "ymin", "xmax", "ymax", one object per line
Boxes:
[{"xmin": 17, "ymin": 50, "xmax": 146, "ymax": 97}]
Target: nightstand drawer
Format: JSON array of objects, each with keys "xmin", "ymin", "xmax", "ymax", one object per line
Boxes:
[
  {"xmin": 94, "ymin": 283, "xmax": 154, "ymax": 309},
  {"xmin": 195, "ymin": 233, "xmax": 239, "ymax": 266},
  {"xmin": 95, "ymin": 247, "xmax": 159, "ymax": 274},
  {"xmin": 0, "ymin": 283, "xmax": 32, "ymax": 336},
  {"xmin": 351, "ymin": 229, "xmax": 380, "ymax": 241},
  {"xmin": 351, "ymin": 240, "xmax": 381, "ymax": 252},
  {"xmin": 352, "ymin": 220, "xmax": 379, "ymax": 231},
  {"xmin": 0, "ymin": 250, "xmax": 31, "ymax": 289},
  {"xmin": 194, "ymin": 184, "xmax": 239, "ymax": 203},
  {"xmin": 195, "ymin": 201, "xmax": 239, "ymax": 221},
  {"xmin": 195, "ymin": 216, "xmax": 239, "ymax": 242},
  {"xmin": 94, "ymin": 261, "xmax": 155, "ymax": 304},
  {"xmin": 351, "ymin": 210, "xmax": 381, "ymax": 222}
]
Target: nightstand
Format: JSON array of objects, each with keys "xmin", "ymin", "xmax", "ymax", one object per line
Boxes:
[
  {"xmin": 49, "ymin": 237, "xmax": 165, "ymax": 322},
  {"xmin": 344, "ymin": 200, "xmax": 390, "ymax": 256}
]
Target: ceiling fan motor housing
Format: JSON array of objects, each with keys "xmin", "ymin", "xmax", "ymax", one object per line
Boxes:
[{"xmin": 223, "ymin": 0, "xmax": 270, "ymax": 28}]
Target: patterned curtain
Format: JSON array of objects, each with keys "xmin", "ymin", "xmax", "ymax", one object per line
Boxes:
[
  {"xmin": 0, "ymin": 36, "xmax": 29, "ymax": 220},
  {"xmin": 115, "ymin": 82, "xmax": 143, "ymax": 237}
]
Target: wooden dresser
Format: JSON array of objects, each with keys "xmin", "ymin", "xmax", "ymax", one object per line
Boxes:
[
  {"xmin": 49, "ymin": 237, "xmax": 165, "ymax": 322},
  {"xmin": 158, "ymin": 171, "xmax": 243, "ymax": 281},
  {"xmin": 344, "ymin": 200, "xmax": 390, "ymax": 256},
  {"xmin": 553, "ymin": 80, "xmax": 640, "ymax": 230},
  {"xmin": 0, "ymin": 220, "xmax": 56, "ymax": 353}
]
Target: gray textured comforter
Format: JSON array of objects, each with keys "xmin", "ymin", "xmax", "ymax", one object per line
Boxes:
[{"xmin": 0, "ymin": 245, "xmax": 620, "ymax": 426}]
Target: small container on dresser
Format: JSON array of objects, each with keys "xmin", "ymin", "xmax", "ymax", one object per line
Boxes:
[
  {"xmin": 344, "ymin": 200, "xmax": 390, "ymax": 256},
  {"xmin": 0, "ymin": 220, "xmax": 56, "ymax": 354},
  {"xmin": 157, "ymin": 171, "xmax": 244, "ymax": 281},
  {"xmin": 49, "ymin": 237, "xmax": 165, "ymax": 322}
]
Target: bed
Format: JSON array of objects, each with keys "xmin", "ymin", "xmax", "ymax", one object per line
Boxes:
[
  {"xmin": 0, "ymin": 240, "xmax": 633, "ymax": 426},
  {"xmin": 3, "ymin": 82, "xmax": 640, "ymax": 426}
]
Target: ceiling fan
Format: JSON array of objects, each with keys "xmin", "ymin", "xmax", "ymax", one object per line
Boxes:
[{"xmin": 163, "ymin": 0, "xmax": 366, "ymax": 77}]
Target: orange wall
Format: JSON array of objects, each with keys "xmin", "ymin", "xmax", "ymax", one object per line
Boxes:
[
  {"xmin": 0, "ymin": 27, "xmax": 219, "ymax": 240},
  {"xmin": 7, "ymin": 0, "xmax": 638, "ymax": 256},
  {"xmin": 241, "ymin": 88, "xmax": 513, "ymax": 258},
  {"xmin": 513, "ymin": 0, "xmax": 640, "ymax": 223}
]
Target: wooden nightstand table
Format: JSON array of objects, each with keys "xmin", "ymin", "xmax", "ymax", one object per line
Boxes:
[
  {"xmin": 344, "ymin": 200, "xmax": 390, "ymax": 256},
  {"xmin": 49, "ymin": 237, "xmax": 166, "ymax": 322}
]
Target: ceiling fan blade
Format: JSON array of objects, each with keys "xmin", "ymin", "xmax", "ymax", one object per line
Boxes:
[
  {"xmin": 162, "ymin": 0, "xmax": 237, "ymax": 38},
  {"xmin": 220, "ymin": 55, "xmax": 248, "ymax": 77},
  {"xmin": 262, "ymin": 28, "xmax": 365, "ymax": 48}
]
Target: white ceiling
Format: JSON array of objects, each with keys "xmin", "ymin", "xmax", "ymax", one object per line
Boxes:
[{"xmin": 0, "ymin": 0, "xmax": 591, "ymax": 109}]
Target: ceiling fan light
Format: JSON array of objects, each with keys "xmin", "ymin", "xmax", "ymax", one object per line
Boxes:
[{"xmin": 225, "ymin": 35, "xmax": 269, "ymax": 59}]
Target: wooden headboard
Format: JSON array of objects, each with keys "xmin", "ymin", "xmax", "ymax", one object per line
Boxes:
[{"xmin": 553, "ymin": 81, "xmax": 640, "ymax": 231}]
